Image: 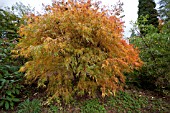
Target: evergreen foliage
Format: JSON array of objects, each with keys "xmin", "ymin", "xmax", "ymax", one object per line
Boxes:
[
  {"xmin": 138, "ymin": 0, "xmax": 159, "ymax": 35},
  {"xmin": 159, "ymin": 0, "xmax": 170, "ymax": 22},
  {"xmin": 0, "ymin": 38, "xmax": 24, "ymax": 110},
  {"xmin": 129, "ymin": 20, "xmax": 170, "ymax": 95},
  {"xmin": 13, "ymin": 0, "xmax": 142, "ymax": 103},
  {"xmin": 0, "ymin": 3, "xmax": 34, "ymax": 110}
]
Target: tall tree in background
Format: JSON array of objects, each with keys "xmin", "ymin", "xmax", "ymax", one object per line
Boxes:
[
  {"xmin": 159, "ymin": 0, "xmax": 170, "ymax": 22},
  {"xmin": 138, "ymin": 0, "xmax": 159, "ymax": 35}
]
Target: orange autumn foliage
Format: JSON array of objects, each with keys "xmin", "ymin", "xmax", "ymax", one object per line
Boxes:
[{"xmin": 13, "ymin": 0, "xmax": 142, "ymax": 103}]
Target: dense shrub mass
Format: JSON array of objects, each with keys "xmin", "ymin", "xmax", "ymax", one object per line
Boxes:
[
  {"xmin": 0, "ymin": 9, "xmax": 20, "ymax": 39},
  {"xmin": 0, "ymin": 5, "xmax": 27, "ymax": 110},
  {"xmin": 0, "ymin": 38, "xmax": 24, "ymax": 110},
  {"xmin": 129, "ymin": 21, "xmax": 170, "ymax": 95},
  {"xmin": 13, "ymin": 0, "xmax": 142, "ymax": 102}
]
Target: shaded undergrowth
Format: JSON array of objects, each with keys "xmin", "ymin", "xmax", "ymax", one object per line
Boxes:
[{"xmin": 1, "ymin": 87, "xmax": 169, "ymax": 113}]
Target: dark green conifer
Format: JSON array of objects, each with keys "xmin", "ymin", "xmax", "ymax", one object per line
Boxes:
[
  {"xmin": 159, "ymin": 0, "xmax": 170, "ymax": 22},
  {"xmin": 138, "ymin": 0, "xmax": 159, "ymax": 35}
]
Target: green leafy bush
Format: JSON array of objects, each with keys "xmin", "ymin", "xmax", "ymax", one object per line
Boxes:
[
  {"xmin": 0, "ymin": 9, "xmax": 20, "ymax": 39},
  {"xmin": 0, "ymin": 39, "xmax": 24, "ymax": 110},
  {"xmin": 0, "ymin": 66, "xmax": 23, "ymax": 110},
  {"xmin": 129, "ymin": 21, "xmax": 170, "ymax": 95},
  {"xmin": 0, "ymin": 4, "xmax": 34, "ymax": 110},
  {"xmin": 17, "ymin": 99, "xmax": 41, "ymax": 113}
]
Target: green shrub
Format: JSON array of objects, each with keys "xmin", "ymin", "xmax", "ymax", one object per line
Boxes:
[
  {"xmin": 129, "ymin": 21, "xmax": 170, "ymax": 95},
  {"xmin": 0, "ymin": 39, "xmax": 24, "ymax": 110},
  {"xmin": 0, "ymin": 8, "xmax": 20, "ymax": 39},
  {"xmin": 17, "ymin": 99, "xmax": 41, "ymax": 113}
]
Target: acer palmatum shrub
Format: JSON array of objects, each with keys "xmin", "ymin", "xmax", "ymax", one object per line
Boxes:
[{"xmin": 12, "ymin": 0, "xmax": 142, "ymax": 103}]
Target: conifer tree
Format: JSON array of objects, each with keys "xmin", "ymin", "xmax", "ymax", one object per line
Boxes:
[
  {"xmin": 159, "ymin": 0, "xmax": 170, "ymax": 22},
  {"xmin": 138, "ymin": 0, "xmax": 159, "ymax": 35}
]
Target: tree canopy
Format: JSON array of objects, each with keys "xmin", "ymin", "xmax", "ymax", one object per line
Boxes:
[
  {"xmin": 159, "ymin": 0, "xmax": 170, "ymax": 22},
  {"xmin": 138, "ymin": 0, "xmax": 159, "ymax": 35}
]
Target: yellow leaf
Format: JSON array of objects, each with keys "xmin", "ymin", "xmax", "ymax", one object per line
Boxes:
[{"xmin": 19, "ymin": 66, "xmax": 26, "ymax": 72}]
